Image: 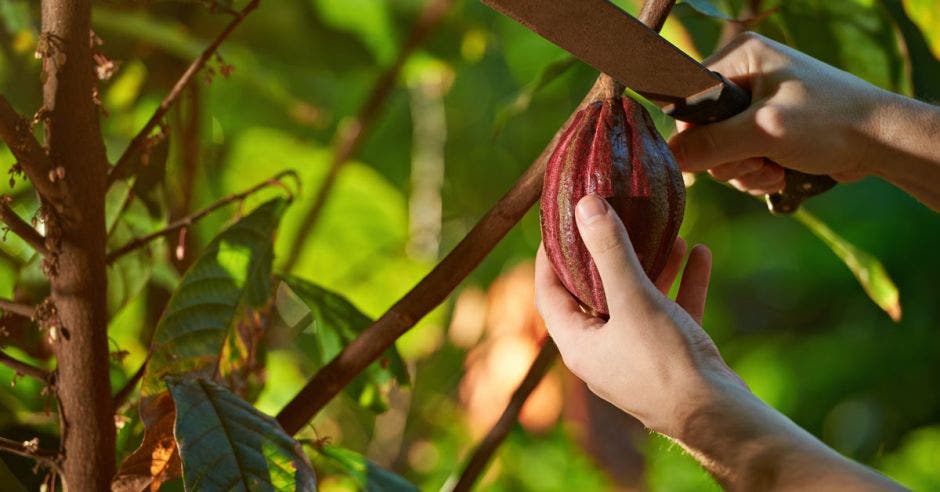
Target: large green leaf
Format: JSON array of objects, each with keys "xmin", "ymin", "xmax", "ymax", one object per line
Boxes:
[
  {"xmin": 169, "ymin": 377, "xmax": 316, "ymax": 491},
  {"xmin": 793, "ymin": 209, "xmax": 902, "ymax": 322},
  {"xmin": 116, "ymin": 199, "xmax": 287, "ymax": 489},
  {"xmin": 277, "ymin": 274, "xmax": 408, "ymax": 412},
  {"xmin": 140, "ymin": 198, "xmax": 287, "ymax": 401},
  {"xmin": 316, "ymin": 444, "xmax": 417, "ymax": 492}
]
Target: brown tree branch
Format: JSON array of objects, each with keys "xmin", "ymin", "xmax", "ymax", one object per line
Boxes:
[
  {"xmin": 0, "ymin": 297, "xmax": 35, "ymax": 318},
  {"xmin": 106, "ymin": 170, "xmax": 296, "ymax": 264},
  {"xmin": 0, "ymin": 436, "xmax": 61, "ymax": 472},
  {"xmin": 0, "ymin": 96, "xmax": 59, "ymax": 200},
  {"xmin": 0, "ymin": 197, "xmax": 49, "ymax": 255},
  {"xmin": 106, "ymin": 0, "xmax": 260, "ymax": 186},
  {"xmin": 275, "ymin": 0, "xmax": 677, "ymax": 437},
  {"xmin": 0, "ymin": 349, "xmax": 51, "ymax": 382},
  {"xmin": 453, "ymin": 339, "xmax": 558, "ymax": 492},
  {"xmin": 280, "ymin": 0, "xmax": 455, "ymax": 272},
  {"xmin": 112, "ymin": 357, "xmax": 147, "ymax": 409}
]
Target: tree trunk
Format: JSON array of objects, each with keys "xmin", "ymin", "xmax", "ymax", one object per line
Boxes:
[{"xmin": 41, "ymin": 0, "xmax": 115, "ymax": 488}]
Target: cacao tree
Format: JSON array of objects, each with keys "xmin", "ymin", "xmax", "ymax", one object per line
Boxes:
[{"xmin": 0, "ymin": 0, "xmax": 937, "ymax": 490}]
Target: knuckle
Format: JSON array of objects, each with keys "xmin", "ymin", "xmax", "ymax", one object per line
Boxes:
[{"xmin": 754, "ymin": 105, "xmax": 789, "ymax": 139}]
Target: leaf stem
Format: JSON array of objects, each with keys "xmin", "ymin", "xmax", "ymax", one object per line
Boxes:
[
  {"xmin": 106, "ymin": 170, "xmax": 296, "ymax": 264},
  {"xmin": 452, "ymin": 340, "xmax": 558, "ymax": 492},
  {"xmin": 106, "ymin": 0, "xmax": 261, "ymax": 186}
]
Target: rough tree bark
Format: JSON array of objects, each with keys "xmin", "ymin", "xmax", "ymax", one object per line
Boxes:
[{"xmin": 41, "ymin": 0, "xmax": 115, "ymax": 488}]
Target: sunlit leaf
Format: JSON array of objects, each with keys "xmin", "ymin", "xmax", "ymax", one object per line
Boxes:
[
  {"xmin": 116, "ymin": 199, "xmax": 287, "ymax": 489},
  {"xmin": 278, "ymin": 274, "xmax": 408, "ymax": 412},
  {"xmin": 316, "ymin": 444, "xmax": 417, "ymax": 492},
  {"xmin": 901, "ymin": 0, "xmax": 940, "ymax": 59},
  {"xmin": 793, "ymin": 209, "xmax": 901, "ymax": 322},
  {"xmin": 881, "ymin": 0, "xmax": 940, "ymax": 100},
  {"xmin": 679, "ymin": 0, "xmax": 732, "ymax": 21},
  {"xmin": 492, "ymin": 56, "xmax": 577, "ymax": 138},
  {"xmin": 112, "ymin": 394, "xmax": 181, "ymax": 492},
  {"xmin": 169, "ymin": 377, "xmax": 316, "ymax": 491},
  {"xmin": 140, "ymin": 198, "xmax": 287, "ymax": 399}
]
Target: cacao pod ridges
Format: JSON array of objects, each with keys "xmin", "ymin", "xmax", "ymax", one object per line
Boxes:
[{"xmin": 540, "ymin": 94, "xmax": 685, "ymax": 318}]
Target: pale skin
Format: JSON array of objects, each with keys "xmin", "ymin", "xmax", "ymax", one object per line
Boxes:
[
  {"xmin": 669, "ymin": 32, "xmax": 940, "ymax": 211},
  {"xmin": 536, "ymin": 32, "xmax": 940, "ymax": 490}
]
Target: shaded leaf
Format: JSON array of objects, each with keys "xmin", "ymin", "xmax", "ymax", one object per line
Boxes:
[
  {"xmin": 317, "ymin": 444, "xmax": 417, "ymax": 492},
  {"xmin": 277, "ymin": 274, "xmax": 408, "ymax": 412},
  {"xmin": 881, "ymin": 0, "xmax": 940, "ymax": 100},
  {"xmin": 492, "ymin": 56, "xmax": 577, "ymax": 138},
  {"xmin": 169, "ymin": 377, "xmax": 316, "ymax": 491},
  {"xmin": 0, "ymin": 456, "xmax": 27, "ymax": 492},
  {"xmin": 218, "ymin": 305, "xmax": 272, "ymax": 403},
  {"xmin": 793, "ymin": 209, "xmax": 902, "ymax": 322},
  {"xmin": 680, "ymin": 0, "xmax": 732, "ymax": 21},
  {"xmin": 140, "ymin": 198, "xmax": 287, "ymax": 401}
]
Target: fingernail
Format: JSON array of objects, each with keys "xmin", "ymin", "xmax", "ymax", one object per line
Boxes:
[{"xmin": 577, "ymin": 194, "xmax": 608, "ymax": 224}]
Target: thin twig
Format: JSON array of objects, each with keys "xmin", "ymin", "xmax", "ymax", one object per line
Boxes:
[
  {"xmin": 112, "ymin": 358, "xmax": 147, "ymax": 409},
  {"xmin": 0, "ymin": 197, "xmax": 48, "ymax": 255},
  {"xmin": 0, "ymin": 297, "xmax": 36, "ymax": 318},
  {"xmin": 281, "ymin": 0, "xmax": 455, "ymax": 272},
  {"xmin": 0, "ymin": 436, "xmax": 61, "ymax": 472},
  {"xmin": 0, "ymin": 349, "xmax": 51, "ymax": 382},
  {"xmin": 0, "ymin": 96, "xmax": 59, "ymax": 201},
  {"xmin": 452, "ymin": 340, "xmax": 558, "ymax": 492},
  {"xmin": 106, "ymin": 170, "xmax": 296, "ymax": 264},
  {"xmin": 274, "ymin": 0, "xmax": 677, "ymax": 437},
  {"xmin": 106, "ymin": 0, "xmax": 261, "ymax": 186}
]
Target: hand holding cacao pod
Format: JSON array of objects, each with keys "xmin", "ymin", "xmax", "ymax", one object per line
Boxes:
[{"xmin": 540, "ymin": 94, "xmax": 685, "ymax": 318}]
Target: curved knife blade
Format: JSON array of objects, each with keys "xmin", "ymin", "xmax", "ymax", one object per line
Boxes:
[{"xmin": 481, "ymin": 0, "xmax": 724, "ymax": 107}]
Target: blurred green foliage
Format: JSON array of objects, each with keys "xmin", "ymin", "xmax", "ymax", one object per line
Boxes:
[{"xmin": 0, "ymin": 0, "xmax": 938, "ymax": 490}]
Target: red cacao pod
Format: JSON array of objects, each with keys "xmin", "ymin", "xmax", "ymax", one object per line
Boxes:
[{"xmin": 540, "ymin": 94, "xmax": 685, "ymax": 317}]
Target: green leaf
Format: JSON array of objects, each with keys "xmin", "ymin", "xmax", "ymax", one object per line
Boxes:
[
  {"xmin": 881, "ymin": 0, "xmax": 940, "ymax": 100},
  {"xmin": 317, "ymin": 444, "xmax": 417, "ymax": 492},
  {"xmin": 680, "ymin": 0, "xmax": 733, "ymax": 21},
  {"xmin": 169, "ymin": 377, "xmax": 316, "ymax": 491},
  {"xmin": 0, "ymin": 457, "xmax": 27, "ymax": 492},
  {"xmin": 311, "ymin": 0, "xmax": 396, "ymax": 63},
  {"xmin": 140, "ymin": 198, "xmax": 288, "ymax": 401},
  {"xmin": 277, "ymin": 274, "xmax": 408, "ymax": 412},
  {"xmin": 793, "ymin": 209, "xmax": 902, "ymax": 322},
  {"xmin": 492, "ymin": 56, "xmax": 578, "ymax": 138},
  {"xmin": 0, "ymin": 0, "xmax": 33, "ymax": 34}
]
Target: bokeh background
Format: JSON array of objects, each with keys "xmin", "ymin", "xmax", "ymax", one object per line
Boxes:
[{"xmin": 1, "ymin": 0, "xmax": 938, "ymax": 489}]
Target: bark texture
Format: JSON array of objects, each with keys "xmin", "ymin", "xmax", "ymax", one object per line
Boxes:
[{"xmin": 41, "ymin": 0, "xmax": 115, "ymax": 488}]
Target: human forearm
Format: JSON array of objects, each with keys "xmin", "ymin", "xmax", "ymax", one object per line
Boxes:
[
  {"xmin": 865, "ymin": 93, "xmax": 940, "ymax": 211},
  {"xmin": 676, "ymin": 376, "xmax": 906, "ymax": 491}
]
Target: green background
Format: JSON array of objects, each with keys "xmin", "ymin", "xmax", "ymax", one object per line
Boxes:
[{"xmin": 0, "ymin": 0, "xmax": 938, "ymax": 489}]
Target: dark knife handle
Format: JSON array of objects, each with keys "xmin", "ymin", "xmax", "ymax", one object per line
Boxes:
[{"xmin": 665, "ymin": 72, "xmax": 837, "ymax": 214}]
